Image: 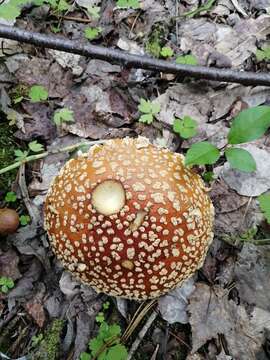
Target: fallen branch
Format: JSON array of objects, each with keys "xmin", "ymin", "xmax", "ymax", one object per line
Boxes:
[{"xmin": 0, "ymin": 25, "xmax": 270, "ymax": 86}]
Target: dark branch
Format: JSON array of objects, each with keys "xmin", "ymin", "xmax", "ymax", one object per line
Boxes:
[{"xmin": 0, "ymin": 24, "xmax": 270, "ymax": 87}]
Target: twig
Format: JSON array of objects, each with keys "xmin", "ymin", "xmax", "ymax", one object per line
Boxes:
[
  {"xmin": 57, "ymin": 15, "xmax": 92, "ymax": 23},
  {"xmin": 0, "ymin": 140, "xmax": 104, "ymax": 175},
  {"xmin": 0, "ymin": 25, "xmax": 270, "ymax": 86},
  {"xmin": 126, "ymin": 310, "xmax": 158, "ymax": 360},
  {"xmin": 18, "ymin": 164, "xmax": 40, "ymax": 224}
]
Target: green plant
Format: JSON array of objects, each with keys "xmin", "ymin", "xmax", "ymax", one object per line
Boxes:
[
  {"xmin": 116, "ymin": 0, "xmax": 140, "ymax": 9},
  {"xmin": 87, "ymin": 5, "xmax": 100, "ymax": 19},
  {"xmin": 0, "ymin": 0, "xmax": 70, "ymax": 21},
  {"xmin": 138, "ymin": 98, "xmax": 160, "ymax": 124},
  {"xmin": 160, "ymin": 46, "xmax": 174, "ymax": 58},
  {"xmin": 185, "ymin": 106, "xmax": 270, "ymax": 171},
  {"xmin": 84, "ymin": 27, "xmax": 102, "ymax": 41},
  {"xmin": 256, "ymin": 46, "xmax": 270, "ymax": 62},
  {"xmin": 258, "ymin": 194, "xmax": 270, "ymax": 224},
  {"xmin": 80, "ymin": 322, "xmax": 128, "ymax": 360},
  {"xmin": 29, "ymin": 85, "xmax": 49, "ymax": 103},
  {"xmin": 173, "ymin": 116, "xmax": 198, "ymax": 139},
  {"xmin": 53, "ymin": 108, "xmax": 74, "ymax": 126},
  {"xmin": 176, "ymin": 54, "xmax": 198, "ymax": 65},
  {"xmin": 14, "ymin": 141, "xmax": 44, "ymax": 162},
  {"xmin": 0, "ymin": 276, "xmax": 14, "ymax": 293},
  {"xmin": 5, "ymin": 191, "xmax": 17, "ymax": 203},
  {"xmin": 20, "ymin": 214, "xmax": 31, "ymax": 226},
  {"xmin": 31, "ymin": 334, "xmax": 44, "ymax": 348}
]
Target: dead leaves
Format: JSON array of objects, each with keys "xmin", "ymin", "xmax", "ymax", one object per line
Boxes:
[{"xmin": 188, "ymin": 283, "xmax": 268, "ymax": 359}]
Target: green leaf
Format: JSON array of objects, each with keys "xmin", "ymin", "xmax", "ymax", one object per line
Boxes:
[
  {"xmin": 95, "ymin": 312, "xmax": 105, "ymax": 323},
  {"xmin": 106, "ymin": 344, "xmax": 128, "ymax": 360},
  {"xmin": 14, "ymin": 149, "xmax": 29, "ymax": 162},
  {"xmin": 80, "ymin": 352, "xmax": 91, "ymax": 360},
  {"xmin": 106, "ymin": 324, "xmax": 121, "ymax": 339},
  {"xmin": 84, "ymin": 27, "xmax": 102, "ymax": 40},
  {"xmin": 258, "ymin": 194, "xmax": 270, "ymax": 224},
  {"xmin": 176, "ymin": 54, "xmax": 198, "ymax": 65},
  {"xmin": 89, "ymin": 337, "xmax": 104, "ymax": 356},
  {"xmin": 139, "ymin": 113, "xmax": 153, "ymax": 124},
  {"xmin": 160, "ymin": 46, "xmax": 174, "ymax": 58},
  {"xmin": 203, "ymin": 171, "xmax": 214, "ymax": 182},
  {"xmin": 185, "ymin": 141, "xmax": 220, "ymax": 166},
  {"xmin": 87, "ymin": 5, "xmax": 100, "ymax": 19},
  {"xmin": 5, "ymin": 191, "xmax": 17, "ymax": 203},
  {"xmin": 0, "ymin": 3, "xmax": 21, "ymax": 20},
  {"xmin": 53, "ymin": 108, "xmax": 74, "ymax": 125},
  {"xmin": 14, "ymin": 96, "xmax": 24, "ymax": 104},
  {"xmin": 20, "ymin": 215, "xmax": 31, "ymax": 226},
  {"xmin": 57, "ymin": 0, "xmax": 70, "ymax": 11},
  {"xmin": 225, "ymin": 148, "xmax": 256, "ymax": 172},
  {"xmin": 1, "ymin": 285, "xmax": 9, "ymax": 293},
  {"xmin": 116, "ymin": 0, "xmax": 140, "ymax": 9},
  {"xmin": 256, "ymin": 47, "xmax": 270, "ymax": 62},
  {"xmin": 29, "ymin": 85, "xmax": 48, "ymax": 102},
  {"xmin": 103, "ymin": 301, "xmax": 110, "ymax": 310},
  {"xmin": 28, "ymin": 140, "xmax": 44, "ymax": 153},
  {"xmin": 173, "ymin": 116, "xmax": 198, "ymax": 139},
  {"xmin": 151, "ymin": 102, "xmax": 160, "ymax": 115},
  {"xmin": 138, "ymin": 98, "xmax": 152, "ymax": 113},
  {"xmin": 228, "ymin": 106, "xmax": 270, "ymax": 144}
]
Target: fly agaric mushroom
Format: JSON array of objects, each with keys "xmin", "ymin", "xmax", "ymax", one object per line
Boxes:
[{"xmin": 44, "ymin": 137, "xmax": 214, "ymax": 300}]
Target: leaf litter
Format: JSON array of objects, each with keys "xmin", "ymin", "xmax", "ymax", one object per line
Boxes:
[{"xmin": 0, "ymin": 0, "xmax": 270, "ymax": 359}]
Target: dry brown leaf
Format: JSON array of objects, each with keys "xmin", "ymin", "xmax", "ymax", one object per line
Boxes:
[
  {"xmin": 0, "ymin": 249, "xmax": 21, "ymax": 281},
  {"xmin": 188, "ymin": 283, "xmax": 265, "ymax": 359},
  {"xmin": 25, "ymin": 299, "xmax": 46, "ymax": 328}
]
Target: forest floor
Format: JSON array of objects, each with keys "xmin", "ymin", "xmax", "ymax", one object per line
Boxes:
[{"xmin": 0, "ymin": 0, "xmax": 270, "ymax": 359}]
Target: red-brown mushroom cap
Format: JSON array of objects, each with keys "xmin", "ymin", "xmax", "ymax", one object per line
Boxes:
[{"xmin": 44, "ymin": 137, "xmax": 214, "ymax": 300}]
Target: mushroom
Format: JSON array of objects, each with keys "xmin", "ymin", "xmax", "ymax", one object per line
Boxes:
[
  {"xmin": 44, "ymin": 137, "xmax": 214, "ymax": 300},
  {"xmin": 0, "ymin": 208, "xmax": 20, "ymax": 235}
]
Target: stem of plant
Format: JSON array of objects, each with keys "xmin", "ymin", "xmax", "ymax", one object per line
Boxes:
[{"xmin": 0, "ymin": 140, "xmax": 104, "ymax": 175}]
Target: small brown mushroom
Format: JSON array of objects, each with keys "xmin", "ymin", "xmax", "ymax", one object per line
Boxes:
[
  {"xmin": 0, "ymin": 208, "xmax": 20, "ymax": 235},
  {"xmin": 44, "ymin": 137, "xmax": 214, "ymax": 300}
]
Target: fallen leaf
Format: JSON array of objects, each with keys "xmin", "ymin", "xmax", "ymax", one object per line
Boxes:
[
  {"xmin": 210, "ymin": 179, "xmax": 261, "ymax": 235},
  {"xmin": 25, "ymin": 298, "xmax": 46, "ymax": 327},
  {"xmin": 235, "ymin": 244, "xmax": 270, "ymax": 311},
  {"xmin": 0, "ymin": 249, "xmax": 21, "ymax": 281},
  {"xmin": 188, "ymin": 283, "xmax": 266, "ymax": 359},
  {"xmin": 158, "ymin": 277, "xmax": 195, "ymax": 324},
  {"xmin": 48, "ymin": 49, "xmax": 84, "ymax": 76},
  {"xmin": 14, "ymin": 57, "xmax": 72, "ymax": 98},
  {"xmin": 221, "ymin": 144, "xmax": 270, "ymax": 196}
]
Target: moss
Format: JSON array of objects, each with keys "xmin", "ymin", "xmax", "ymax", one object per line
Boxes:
[
  {"xmin": 145, "ymin": 24, "xmax": 166, "ymax": 58},
  {"xmin": 0, "ymin": 117, "xmax": 17, "ymax": 194},
  {"xmin": 34, "ymin": 319, "xmax": 64, "ymax": 360}
]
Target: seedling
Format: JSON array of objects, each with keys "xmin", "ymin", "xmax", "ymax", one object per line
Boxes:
[
  {"xmin": 138, "ymin": 98, "xmax": 160, "ymax": 124},
  {"xmin": 80, "ymin": 322, "xmax": 128, "ymax": 360},
  {"xmin": 20, "ymin": 214, "xmax": 31, "ymax": 226},
  {"xmin": 160, "ymin": 47, "xmax": 174, "ymax": 58},
  {"xmin": 29, "ymin": 85, "xmax": 48, "ymax": 103},
  {"xmin": 256, "ymin": 46, "xmax": 270, "ymax": 62},
  {"xmin": 0, "ymin": 276, "xmax": 14, "ymax": 293},
  {"xmin": 53, "ymin": 108, "xmax": 74, "ymax": 126},
  {"xmin": 173, "ymin": 116, "xmax": 198, "ymax": 139},
  {"xmin": 5, "ymin": 191, "xmax": 17, "ymax": 203},
  {"xmin": 116, "ymin": 0, "xmax": 140, "ymax": 9},
  {"xmin": 84, "ymin": 27, "xmax": 102, "ymax": 41},
  {"xmin": 14, "ymin": 141, "xmax": 44, "ymax": 162},
  {"xmin": 176, "ymin": 54, "xmax": 198, "ymax": 65}
]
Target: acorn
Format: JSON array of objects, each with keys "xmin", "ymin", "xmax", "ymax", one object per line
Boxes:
[{"xmin": 0, "ymin": 208, "xmax": 20, "ymax": 235}]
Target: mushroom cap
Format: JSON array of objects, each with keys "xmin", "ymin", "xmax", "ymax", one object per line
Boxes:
[{"xmin": 44, "ymin": 137, "xmax": 214, "ymax": 300}]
